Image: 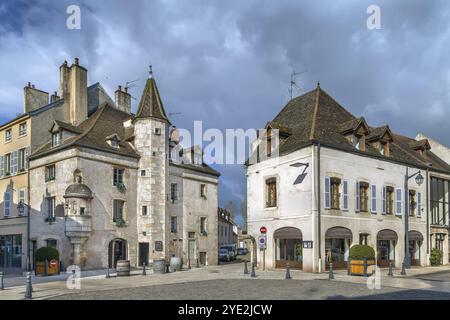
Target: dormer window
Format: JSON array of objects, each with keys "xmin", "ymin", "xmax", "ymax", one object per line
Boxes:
[
  {"xmin": 354, "ymin": 134, "xmax": 365, "ymax": 151},
  {"xmin": 340, "ymin": 117, "xmax": 369, "ymax": 152},
  {"xmin": 106, "ymin": 134, "xmax": 121, "ymax": 149},
  {"xmin": 111, "ymin": 139, "xmax": 119, "ymax": 149},
  {"xmin": 52, "ymin": 131, "xmax": 62, "ymax": 147}
]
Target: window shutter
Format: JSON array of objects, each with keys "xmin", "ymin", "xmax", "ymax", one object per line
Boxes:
[
  {"xmin": 24, "ymin": 147, "xmax": 29, "ymax": 170},
  {"xmin": 343, "ymin": 180, "xmax": 349, "ymax": 211},
  {"xmin": 324, "ymin": 176, "xmax": 331, "ymax": 209},
  {"xmin": 371, "ymin": 184, "xmax": 377, "ymax": 213},
  {"xmin": 11, "ymin": 151, "xmax": 18, "ymax": 175},
  {"xmin": 355, "ymin": 181, "xmax": 360, "ymax": 212},
  {"xmin": 395, "ymin": 188, "xmax": 403, "ymax": 216},
  {"xmin": 0, "ymin": 156, "xmax": 3, "ymax": 177},
  {"xmin": 382, "ymin": 186, "xmax": 386, "ymax": 214},
  {"xmin": 417, "ymin": 192, "xmax": 422, "ymax": 217}
]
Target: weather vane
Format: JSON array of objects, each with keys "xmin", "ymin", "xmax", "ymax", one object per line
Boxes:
[{"xmin": 149, "ymin": 64, "xmax": 153, "ymax": 78}]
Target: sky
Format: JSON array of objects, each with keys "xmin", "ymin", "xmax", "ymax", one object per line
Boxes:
[{"xmin": 1, "ymin": 0, "xmax": 450, "ymax": 226}]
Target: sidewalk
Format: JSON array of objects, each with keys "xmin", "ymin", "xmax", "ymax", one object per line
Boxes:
[{"xmin": 1, "ymin": 263, "xmax": 449, "ymax": 300}]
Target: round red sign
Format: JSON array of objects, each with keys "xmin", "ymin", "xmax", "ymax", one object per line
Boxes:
[
  {"xmin": 49, "ymin": 259, "xmax": 58, "ymax": 268},
  {"xmin": 260, "ymin": 226, "xmax": 267, "ymax": 234}
]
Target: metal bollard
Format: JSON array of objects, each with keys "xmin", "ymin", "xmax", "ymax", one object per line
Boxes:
[
  {"xmin": 72, "ymin": 269, "xmax": 76, "ymax": 285},
  {"xmin": 328, "ymin": 263, "xmax": 334, "ymax": 280},
  {"xmin": 363, "ymin": 257, "xmax": 368, "ymax": 277},
  {"xmin": 196, "ymin": 258, "xmax": 200, "ymax": 268},
  {"xmin": 400, "ymin": 262, "xmax": 406, "ymax": 275},
  {"xmin": 106, "ymin": 267, "xmax": 111, "ymax": 278},
  {"xmin": 44, "ymin": 259, "xmax": 48, "ymax": 276},
  {"xmin": 25, "ymin": 272, "xmax": 32, "ymax": 299},
  {"xmin": 244, "ymin": 260, "xmax": 249, "ymax": 275},
  {"xmin": 142, "ymin": 262, "xmax": 147, "ymax": 276},
  {"xmin": 188, "ymin": 258, "xmax": 191, "ymax": 270},
  {"xmin": 250, "ymin": 262, "xmax": 256, "ymax": 278},
  {"xmin": 388, "ymin": 261, "xmax": 393, "ymax": 276},
  {"xmin": 165, "ymin": 263, "xmax": 170, "ymax": 273},
  {"xmin": 285, "ymin": 262, "xmax": 292, "ymax": 280},
  {"xmin": 0, "ymin": 271, "xmax": 4, "ymax": 290},
  {"xmin": 347, "ymin": 257, "xmax": 350, "ymax": 276}
]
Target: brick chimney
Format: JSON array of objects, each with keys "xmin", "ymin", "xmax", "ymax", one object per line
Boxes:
[
  {"xmin": 50, "ymin": 91, "xmax": 60, "ymax": 103},
  {"xmin": 23, "ymin": 82, "xmax": 49, "ymax": 113},
  {"xmin": 59, "ymin": 58, "xmax": 88, "ymax": 125},
  {"xmin": 115, "ymin": 85, "xmax": 131, "ymax": 114}
]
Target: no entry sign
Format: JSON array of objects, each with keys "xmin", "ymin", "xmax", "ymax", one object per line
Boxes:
[
  {"xmin": 49, "ymin": 259, "xmax": 58, "ymax": 268},
  {"xmin": 260, "ymin": 226, "xmax": 267, "ymax": 234}
]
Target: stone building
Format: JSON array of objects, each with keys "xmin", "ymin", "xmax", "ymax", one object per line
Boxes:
[
  {"xmin": 247, "ymin": 83, "xmax": 450, "ymax": 273},
  {"xmin": 218, "ymin": 208, "xmax": 238, "ymax": 247},
  {"xmin": 0, "ymin": 58, "xmax": 219, "ymax": 271}
]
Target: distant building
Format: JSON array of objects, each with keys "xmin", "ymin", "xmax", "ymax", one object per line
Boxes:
[{"xmin": 218, "ymin": 208, "xmax": 237, "ymax": 247}]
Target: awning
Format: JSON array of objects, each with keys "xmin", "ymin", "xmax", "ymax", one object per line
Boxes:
[
  {"xmin": 325, "ymin": 227, "xmax": 352, "ymax": 239},
  {"xmin": 377, "ymin": 229, "xmax": 398, "ymax": 241},
  {"xmin": 274, "ymin": 227, "xmax": 302, "ymax": 239},
  {"xmin": 408, "ymin": 231, "xmax": 424, "ymax": 241}
]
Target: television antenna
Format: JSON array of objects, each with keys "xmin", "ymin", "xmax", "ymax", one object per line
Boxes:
[
  {"xmin": 125, "ymin": 79, "xmax": 139, "ymax": 91},
  {"xmin": 288, "ymin": 70, "xmax": 307, "ymax": 100},
  {"xmin": 169, "ymin": 112, "xmax": 181, "ymax": 117}
]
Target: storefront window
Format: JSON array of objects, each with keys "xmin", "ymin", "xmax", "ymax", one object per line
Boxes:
[
  {"xmin": 430, "ymin": 177, "xmax": 449, "ymax": 226},
  {"xmin": 0, "ymin": 235, "xmax": 22, "ymax": 268}
]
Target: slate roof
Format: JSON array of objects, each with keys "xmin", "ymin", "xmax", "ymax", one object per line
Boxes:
[
  {"xmin": 255, "ymin": 83, "xmax": 450, "ymax": 174},
  {"xmin": 134, "ymin": 76, "xmax": 171, "ymax": 124},
  {"xmin": 170, "ymin": 161, "xmax": 221, "ymax": 177},
  {"xmin": 31, "ymin": 103, "xmax": 140, "ymax": 160},
  {"xmin": 51, "ymin": 120, "xmax": 82, "ymax": 134}
]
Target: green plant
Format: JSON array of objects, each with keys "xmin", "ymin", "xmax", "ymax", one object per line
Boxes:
[
  {"xmin": 115, "ymin": 217, "xmax": 127, "ymax": 228},
  {"xmin": 349, "ymin": 244, "xmax": 375, "ymax": 260},
  {"xmin": 430, "ymin": 248, "xmax": 443, "ymax": 266},
  {"xmin": 117, "ymin": 182, "xmax": 126, "ymax": 193},
  {"xmin": 35, "ymin": 247, "xmax": 59, "ymax": 262}
]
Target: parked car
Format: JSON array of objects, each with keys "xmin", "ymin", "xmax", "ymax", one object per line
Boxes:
[
  {"xmin": 237, "ymin": 247, "xmax": 248, "ymax": 255},
  {"xmin": 219, "ymin": 249, "xmax": 231, "ymax": 262},
  {"xmin": 220, "ymin": 245, "xmax": 236, "ymax": 260}
]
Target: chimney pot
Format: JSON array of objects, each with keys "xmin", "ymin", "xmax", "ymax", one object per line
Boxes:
[
  {"xmin": 74, "ymin": 57, "xmax": 79, "ymax": 65},
  {"xmin": 27, "ymin": 82, "xmax": 31, "ymax": 87},
  {"xmin": 118, "ymin": 85, "xmax": 122, "ymax": 91},
  {"xmin": 32, "ymin": 84, "xmax": 35, "ymax": 89},
  {"xmin": 124, "ymin": 87, "xmax": 128, "ymax": 93}
]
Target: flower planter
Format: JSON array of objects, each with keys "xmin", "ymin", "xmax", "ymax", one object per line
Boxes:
[
  {"xmin": 35, "ymin": 260, "xmax": 59, "ymax": 276},
  {"xmin": 349, "ymin": 258, "xmax": 375, "ymax": 276}
]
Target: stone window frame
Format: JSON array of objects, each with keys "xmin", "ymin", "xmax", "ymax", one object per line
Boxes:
[
  {"xmin": 4, "ymin": 129, "xmax": 12, "ymax": 143},
  {"xmin": 112, "ymin": 198, "xmax": 126, "ymax": 223},
  {"xmin": 18, "ymin": 122, "xmax": 27, "ymax": 137},
  {"xmin": 45, "ymin": 164, "xmax": 56, "ymax": 182},
  {"xmin": 141, "ymin": 205, "xmax": 148, "ymax": 216},
  {"xmin": 265, "ymin": 176, "xmax": 278, "ymax": 208},
  {"xmin": 170, "ymin": 216, "xmax": 178, "ymax": 233},
  {"xmin": 199, "ymin": 216, "xmax": 207, "ymax": 235},
  {"xmin": 113, "ymin": 167, "xmax": 125, "ymax": 186}
]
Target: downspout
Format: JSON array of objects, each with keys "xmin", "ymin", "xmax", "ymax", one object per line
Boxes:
[
  {"xmin": 426, "ymin": 168, "xmax": 430, "ymax": 255},
  {"xmin": 317, "ymin": 143, "xmax": 321, "ymax": 260}
]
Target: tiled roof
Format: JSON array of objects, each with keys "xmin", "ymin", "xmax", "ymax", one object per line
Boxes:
[
  {"xmin": 256, "ymin": 84, "xmax": 450, "ymax": 174},
  {"xmin": 134, "ymin": 76, "xmax": 171, "ymax": 124},
  {"xmin": 52, "ymin": 120, "xmax": 82, "ymax": 134}
]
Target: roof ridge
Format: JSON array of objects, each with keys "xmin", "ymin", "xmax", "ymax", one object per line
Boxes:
[
  {"xmin": 72, "ymin": 102, "xmax": 110, "ymax": 143},
  {"xmin": 309, "ymin": 85, "xmax": 321, "ymax": 140}
]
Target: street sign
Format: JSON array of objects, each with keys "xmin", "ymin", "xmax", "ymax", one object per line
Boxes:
[
  {"xmin": 258, "ymin": 235, "xmax": 267, "ymax": 249},
  {"xmin": 49, "ymin": 259, "xmax": 58, "ymax": 268},
  {"xmin": 260, "ymin": 226, "xmax": 267, "ymax": 234},
  {"xmin": 303, "ymin": 241, "xmax": 313, "ymax": 249}
]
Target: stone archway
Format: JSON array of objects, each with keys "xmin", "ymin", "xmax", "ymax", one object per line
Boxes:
[
  {"xmin": 108, "ymin": 238, "xmax": 127, "ymax": 268},
  {"xmin": 409, "ymin": 230, "xmax": 424, "ymax": 266},
  {"xmin": 325, "ymin": 227, "xmax": 353, "ymax": 269},
  {"xmin": 376, "ymin": 229, "xmax": 398, "ymax": 267},
  {"xmin": 273, "ymin": 227, "xmax": 303, "ymax": 270}
]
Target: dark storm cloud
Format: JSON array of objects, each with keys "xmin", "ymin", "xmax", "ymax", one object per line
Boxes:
[{"xmin": 1, "ymin": 0, "xmax": 450, "ymax": 224}]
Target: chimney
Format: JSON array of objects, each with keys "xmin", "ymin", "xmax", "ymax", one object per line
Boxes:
[
  {"xmin": 60, "ymin": 58, "xmax": 88, "ymax": 125},
  {"xmin": 115, "ymin": 85, "xmax": 131, "ymax": 114},
  {"xmin": 50, "ymin": 91, "xmax": 60, "ymax": 103},
  {"xmin": 23, "ymin": 82, "xmax": 49, "ymax": 113}
]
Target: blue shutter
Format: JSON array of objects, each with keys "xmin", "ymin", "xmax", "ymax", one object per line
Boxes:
[
  {"xmin": 0, "ymin": 156, "xmax": 3, "ymax": 177},
  {"xmin": 355, "ymin": 181, "xmax": 360, "ymax": 212},
  {"xmin": 371, "ymin": 184, "xmax": 377, "ymax": 213},
  {"xmin": 417, "ymin": 192, "xmax": 422, "ymax": 217},
  {"xmin": 382, "ymin": 186, "xmax": 386, "ymax": 214},
  {"xmin": 395, "ymin": 188, "xmax": 403, "ymax": 216},
  {"xmin": 24, "ymin": 147, "xmax": 29, "ymax": 170},
  {"xmin": 343, "ymin": 180, "xmax": 349, "ymax": 211},
  {"xmin": 324, "ymin": 177, "xmax": 331, "ymax": 209}
]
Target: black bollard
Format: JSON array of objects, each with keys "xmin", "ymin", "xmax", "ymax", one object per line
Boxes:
[
  {"xmin": 25, "ymin": 272, "xmax": 32, "ymax": 299},
  {"xmin": 106, "ymin": 267, "xmax": 111, "ymax": 278},
  {"xmin": 44, "ymin": 259, "xmax": 48, "ymax": 276},
  {"xmin": 72, "ymin": 269, "xmax": 76, "ymax": 286},
  {"xmin": 347, "ymin": 257, "xmax": 350, "ymax": 275},
  {"xmin": 251, "ymin": 262, "xmax": 256, "ymax": 278},
  {"xmin": 196, "ymin": 258, "xmax": 200, "ymax": 268},
  {"xmin": 244, "ymin": 260, "xmax": 249, "ymax": 275},
  {"xmin": 285, "ymin": 262, "xmax": 292, "ymax": 280},
  {"xmin": 388, "ymin": 261, "xmax": 393, "ymax": 276},
  {"xmin": 363, "ymin": 257, "xmax": 368, "ymax": 277},
  {"xmin": 188, "ymin": 258, "xmax": 191, "ymax": 270},
  {"xmin": 0, "ymin": 271, "xmax": 4, "ymax": 290},
  {"xmin": 142, "ymin": 262, "xmax": 147, "ymax": 276},
  {"xmin": 328, "ymin": 263, "xmax": 334, "ymax": 280},
  {"xmin": 400, "ymin": 262, "xmax": 406, "ymax": 275},
  {"xmin": 165, "ymin": 263, "xmax": 170, "ymax": 273}
]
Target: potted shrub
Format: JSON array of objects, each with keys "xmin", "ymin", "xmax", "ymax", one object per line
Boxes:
[
  {"xmin": 117, "ymin": 182, "xmax": 126, "ymax": 193},
  {"xmin": 115, "ymin": 217, "xmax": 127, "ymax": 228},
  {"xmin": 35, "ymin": 247, "xmax": 60, "ymax": 276},
  {"xmin": 430, "ymin": 248, "xmax": 443, "ymax": 266},
  {"xmin": 349, "ymin": 244, "xmax": 376, "ymax": 276}
]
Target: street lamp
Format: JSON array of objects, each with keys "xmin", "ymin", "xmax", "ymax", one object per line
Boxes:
[
  {"xmin": 403, "ymin": 168, "xmax": 423, "ymax": 271},
  {"xmin": 17, "ymin": 201, "xmax": 31, "ymax": 272}
]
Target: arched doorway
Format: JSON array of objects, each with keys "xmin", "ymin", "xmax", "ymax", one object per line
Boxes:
[
  {"xmin": 409, "ymin": 231, "xmax": 423, "ymax": 266},
  {"xmin": 377, "ymin": 229, "xmax": 397, "ymax": 267},
  {"xmin": 274, "ymin": 227, "xmax": 302, "ymax": 270},
  {"xmin": 108, "ymin": 238, "xmax": 127, "ymax": 268},
  {"xmin": 325, "ymin": 227, "xmax": 352, "ymax": 269}
]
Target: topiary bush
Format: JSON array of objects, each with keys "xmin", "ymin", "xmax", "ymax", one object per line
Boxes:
[
  {"xmin": 430, "ymin": 248, "xmax": 443, "ymax": 266},
  {"xmin": 349, "ymin": 244, "xmax": 375, "ymax": 260},
  {"xmin": 35, "ymin": 247, "xmax": 59, "ymax": 262}
]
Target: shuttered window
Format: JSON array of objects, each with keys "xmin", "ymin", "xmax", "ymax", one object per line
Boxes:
[
  {"xmin": 355, "ymin": 181, "xmax": 360, "ymax": 212},
  {"xmin": 395, "ymin": 188, "xmax": 403, "ymax": 216},
  {"xmin": 382, "ymin": 186, "xmax": 386, "ymax": 214},
  {"xmin": 342, "ymin": 180, "xmax": 349, "ymax": 211},
  {"xmin": 371, "ymin": 184, "xmax": 377, "ymax": 213},
  {"xmin": 324, "ymin": 176, "xmax": 331, "ymax": 209},
  {"xmin": 417, "ymin": 192, "xmax": 422, "ymax": 217}
]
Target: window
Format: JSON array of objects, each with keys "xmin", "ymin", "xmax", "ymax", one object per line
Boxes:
[
  {"xmin": 4, "ymin": 192, "xmax": 11, "ymax": 217},
  {"xmin": 342, "ymin": 180, "xmax": 349, "ymax": 211},
  {"xmin": 52, "ymin": 131, "xmax": 62, "ymax": 147},
  {"xmin": 266, "ymin": 178, "xmax": 277, "ymax": 207},
  {"xmin": 199, "ymin": 252, "xmax": 207, "ymax": 266},
  {"xmin": 5, "ymin": 129, "xmax": 11, "ymax": 142},
  {"xmin": 140, "ymin": 170, "xmax": 146, "ymax": 176},
  {"xmin": 113, "ymin": 200, "xmax": 125, "ymax": 222},
  {"xmin": 200, "ymin": 184, "xmax": 207, "ymax": 198},
  {"xmin": 357, "ymin": 182, "xmax": 369, "ymax": 212},
  {"xmin": 4, "ymin": 153, "xmax": 10, "ymax": 175},
  {"xmin": 47, "ymin": 197, "xmax": 55, "ymax": 219},
  {"xmin": 80, "ymin": 207, "xmax": 86, "ymax": 215},
  {"xmin": 409, "ymin": 190, "xmax": 417, "ymax": 217},
  {"xmin": 359, "ymin": 234, "xmax": 369, "ymax": 245},
  {"xmin": 395, "ymin": 188, "xmax": 403, "ymax": 216},
  {"xmin": 331, "ymin": 178, "xmax": 341, "ymax": 209},
  {"xmin": 171, "ymin": 216, "xmax": 177, "ymax": 233},
  {"xmin": 188, "ymin": 232, "xmax": 195, "ymax": 239},
  {"xmin": 154, "ymin": 128, "xmax": 161, "ymax": 135},
  {"xmin": 46, "ymin": 239, "xmax": 57, "ymax": 249},
  {"xmin": 19, "ymin": 189, "xmax": 26, "ymax": 212},
  {"xmin": 45, "ymin": 165, "xmax": 56, "ymax": 182},
  {"xmin": 19, "ymin": 123, "xmax": 27, "ymax": 136},
  {"xmin": 384, "ymin": 186, "xmax": 395, "ymax": 215},
  {"xmin": 170, "ymin": 183, "xmax": 178, "ymax": 202},
  {"xmin": 200, "ymin": 217, "xmax": 207, "ymax": 235},
  {"xmin": 431, "ymin": 177, "xmax": 449, "ymax": 226},
  {"xmin": 371, "ymin": 184, "xmax": 377, "ymax": 213},
  {"xmin": 10, "ymin": 151, "xmax": 18, "ymax": 175},
  {"xmin": 142, "ymin": 205, "xmax": 148, "ymax": 216},
  {"xmin": 19, "ymin": 148, "xmax": 28, "ymax": 171},
  {"xmin": 110, "ymin": 139, "xmax": 119, "ymax": 149},
  {"xmin": 113, "ymin": 168, "xmax": 124, "ymax": 186}
]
